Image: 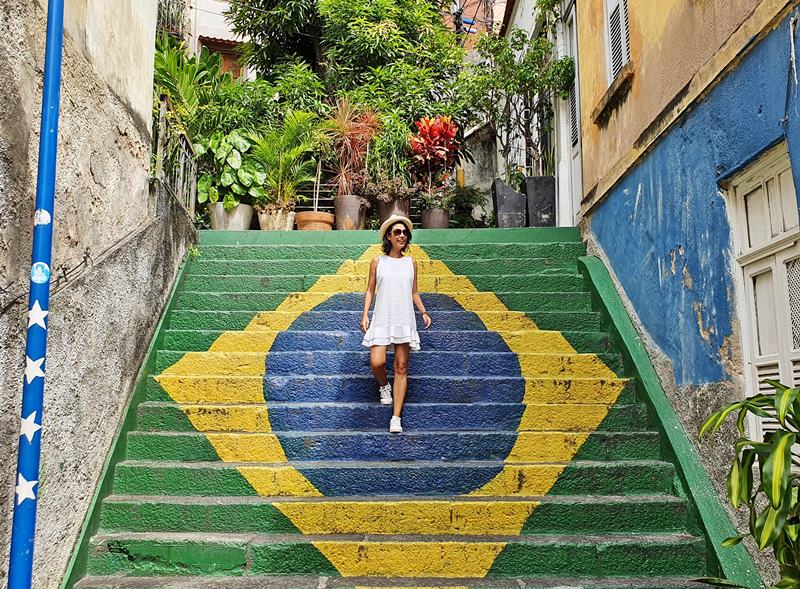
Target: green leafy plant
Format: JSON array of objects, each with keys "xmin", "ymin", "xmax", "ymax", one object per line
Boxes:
[
  {"xmin": 247, "ymin": 110, "xmax": 321, "ymax": 212},
  {"xmin": 459, "ymin": 0, "xmax": 574, "ymax": 178},
  {"xmin": 194, "ymin": 129, "xmax": 261, "ymax": 212},
  {"xmin": 409, "ymin": 115, "xmax": 461, "ymax": 198},
  {"xmin": 698, "ymin": 379, "xmax": 800, "ymax": 588},
  {"xmin": 322, "ymin": 98, "xmax": 381, "ymax": 197}
]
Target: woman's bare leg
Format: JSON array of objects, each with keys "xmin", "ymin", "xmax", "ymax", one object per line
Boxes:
[
  {"xmin": 392, "ymin": 343, "xmax": 410, "ymax": 417},
  {"xmin": 370, "ymin": 345, "xmax": 389, "ymax": 386}
]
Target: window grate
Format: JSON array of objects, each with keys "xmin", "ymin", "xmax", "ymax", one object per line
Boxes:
[
  {"xmin": 569, "ymin": 85, "xmax": 579, "ymax": 147},
  {"xmin": 608, "ymin": 5, "xmax": 625, "ymax": 79},
  {"xmin": 788, "ymin": 257, "xmax": 800, "ymax": 349}
]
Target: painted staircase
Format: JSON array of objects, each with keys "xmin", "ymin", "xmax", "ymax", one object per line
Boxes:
[{"xmin": 68, "ymin": 228, "xmax": 751, "ymax": 589}]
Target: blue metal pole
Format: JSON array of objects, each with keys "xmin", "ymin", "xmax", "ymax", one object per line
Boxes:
[{"xmin": 7, "ymin": 0, "xmax": 65, "ymax": 587}]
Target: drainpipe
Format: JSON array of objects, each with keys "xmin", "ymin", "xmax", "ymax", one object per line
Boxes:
[{"xmin": 7, "ymin": 0, "xmax": 65, "ymax": 587}]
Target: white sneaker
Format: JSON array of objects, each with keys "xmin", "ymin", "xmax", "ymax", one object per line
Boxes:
[
  {"xmin": 379, "ymin": 383, "xmax": 392, "ymax": 405},
  {"xmin": 389, "ymin": 416, "xmax": 403, "ymax": 433}
]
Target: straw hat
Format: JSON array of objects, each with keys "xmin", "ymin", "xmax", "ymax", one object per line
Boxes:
[{"xmin": 379, "ymin": 215, "xmax": 413, "ymax": 241}]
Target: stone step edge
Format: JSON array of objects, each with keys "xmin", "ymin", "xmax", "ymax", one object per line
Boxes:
[
  {"xmin": 74, "ymin": 574, "xmax": 701, "ymax": 589},
  {"xmin": 89, "ymin": 530, "xmax": 702, "ymax": 545},
  {"xmin": 128, "ymin": 429, "xmax": 654, "ymax": 438},
  {"xmin": 117, "ymin": 459, "xmax": 672, "ymax": 469},
  {"xmin": 102, "ymin": 493, "xmax": 685, "ymax": 505}
]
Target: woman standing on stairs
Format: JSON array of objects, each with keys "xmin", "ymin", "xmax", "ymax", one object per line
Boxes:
[{"xmin": 361, "ymin": 215, "xmax": 432, "ymax": 433}]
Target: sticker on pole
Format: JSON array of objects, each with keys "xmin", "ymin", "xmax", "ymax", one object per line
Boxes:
[
  {"xmin": 30, "ymin": 262, "xmax": 51, "ymax": 284},
  {"xmin": 34, "ymin": 209, "xmax": 52, "ymax": 226}
]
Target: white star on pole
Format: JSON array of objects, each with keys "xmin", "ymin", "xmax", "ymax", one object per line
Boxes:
[
  {"xmin": 15, "ymin": 473, "xmax": 38, "ymax": 505},
  {"xmin": 20, "ymin": 412, "xmax": 41, "ymax": 443},
  {"xmin": 24, "ymin": 357, "xmax": 45, "ymax": 384},
  {"xmin": 27, "ymin": 300, "xmax": 48, "ymax": 330}
]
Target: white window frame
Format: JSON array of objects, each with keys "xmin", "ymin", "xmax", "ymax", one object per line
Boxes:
[
  {"xmin": 726, "ymin": 142, "xmax": 800, "ymax": 440},
  {"xmin": 604, "ymin": 0, "xmax": 631, "ymax": 83}
]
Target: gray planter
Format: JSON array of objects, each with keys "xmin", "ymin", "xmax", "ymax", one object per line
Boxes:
[
  {"xmin": 421, "ymin": 208, "xmax": 450, "ymax": 229},
  {"xmin": 378, "ymin": 197, "xmax": 411, "ymax": 224},
  {"xmin": 209, "ymin": 203, "xmax": 254, "ymax": 230},
  {"xmin": 525, "ymin": 176, "xmax": 556, "ymax": 227},
  {"xmin": 334, "ymin": 194, "xmax": 365, "ymax": 230},
  {"xmin": 491, "ymin": 178, "xmax": 526, "ymax": 228}
]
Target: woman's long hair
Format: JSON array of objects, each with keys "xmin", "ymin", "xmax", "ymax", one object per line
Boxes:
[{"xmin": 382, "ymin": 223, "xmax": 412, "ymax": 255}]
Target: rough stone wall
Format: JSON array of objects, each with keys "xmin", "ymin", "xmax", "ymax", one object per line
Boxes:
[{"xmin": 0, "ymin": 0, "xmax": 195, "ymax": 586}]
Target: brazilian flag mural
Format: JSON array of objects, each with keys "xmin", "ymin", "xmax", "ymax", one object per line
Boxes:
[{"xmin": 90, "ymin": 238, "xmax": 708, "ymax": 582}]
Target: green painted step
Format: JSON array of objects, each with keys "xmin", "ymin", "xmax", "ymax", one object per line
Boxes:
[
  {"xmin": 197, "ymin": 228, "xmax": 583, "ymax": 246},
  {"xmin": 98, "ymin": 494, "xmax": 690, "ymax": 535},
  {"xmin": 173, "ymin": 291, "xmax": 593, "ymax": 312},
  {"xmin": 190, "ymin": 258, "xmax": 580, "ymax": 276},
  {"xmin": 125, "ymin": 430, "xmax": 661, "ymax": 462},
  {"xmin": 86, "ymin": 533, "xmax": 705, "ymax": 577},
  {"xmin": 111, "ymin": 460, "xmax": 676, "ymax": 497},
  {"xmin": 166, "ymin": 309, "xmax": 606, "ymax": 332},
  {"xmin": 160, "ymin": 328, "xmax": 612, "ymax": 353},
  {"xmin": 74, "ymin": 576, "xmax": 706, "ymax": 589},
  {"xmin": 180, "ymin": 274, "xmax": 587, "ymax": 293},
  {"xmin": 196, "ymin": 243, "xmax": 587, "ymax": 261}
]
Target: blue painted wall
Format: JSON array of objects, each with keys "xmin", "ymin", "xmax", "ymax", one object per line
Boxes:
[{"xmin": 590, "ymin": 12, "xmax": 800, "ymax": 386}]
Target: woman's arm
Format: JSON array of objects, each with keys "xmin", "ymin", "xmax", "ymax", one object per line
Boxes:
[
  {"xmin": 411, "ymin": 258, "xmax": 432, "ymax": 329},
  {"xmin": 361, "ymin": 256, "xmax": 379, "ymax": 332}
]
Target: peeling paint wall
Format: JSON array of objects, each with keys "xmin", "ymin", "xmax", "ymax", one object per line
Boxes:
[{"xmin": 0, "ymin": 1, "xmax": 195, "ymax": 586}]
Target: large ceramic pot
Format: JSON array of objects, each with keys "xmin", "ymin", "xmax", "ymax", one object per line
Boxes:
[
  {"xmin": 334, "ymin": 194, "xmax": 365, "ymax": 230},
  {"xmin": 256, "ymin": 206, "xmax": 295, "ymax": 231},
  {"xmin": 296, "ymin": 211, "xmax": 335, "ymax": 231},
  {"xmin": 491, "ymin": 178, "xmax": 526, "ymax": 228},
  {"xmin": 525, "ymin": 176, "xmax": 556, "ymax": 227},
  {"xmin": 378, "ymin": 197, "xmax": 411, "ymax": 224},
  {"xmin": 421, "ymin": 208, "xmax": 450, "ymax": 229},
  {"xmin": 209, "ymin": 203, "xmax": 254, "ymax": 230}
]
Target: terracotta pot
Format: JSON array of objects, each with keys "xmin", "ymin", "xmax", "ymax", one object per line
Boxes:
[
  {"xmin": 378, "ymin": 197, "xmax": 411, "ymax": 223},
  {"xmin": 296, "ymin": 211, "xmax": 335, "ymax": 231},
  {"xmin": 334, "ymin": 194, "xmax": 365, "ymax": 230},
  {"xmin": 209, "ymin": 203, "xmax": 254, "ymax": 230},
  {"xmin": 256, "ymin": 206, "xmax": 296, "ymax": 231},
  {"xmin": 421, "ymin": 208, "xmax": 450, "ymax": 229}
]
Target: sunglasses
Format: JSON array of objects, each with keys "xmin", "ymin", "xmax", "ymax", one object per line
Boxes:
[{"xmin": 391, "ymin": 228, "xmax": 408, "ymax": 237}]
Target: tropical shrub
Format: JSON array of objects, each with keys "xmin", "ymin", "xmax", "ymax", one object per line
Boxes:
[
  {"xmin": 322, "ymin": 98, "xmax": 381, "ymax": 197},
  {"xmin": 698, "ymin": 379, "xmax": 800, "ymax": 587},
  {"xmin": 409, "ymin": 115, "xmax": 461, "ymax": 195},
  {"xmin": 195, "ymin": 130, "xmax": 262, "ymax": 212},
  {"xmin": 248, "ymin": 111, "xmax": 321, "ymax": 212}
]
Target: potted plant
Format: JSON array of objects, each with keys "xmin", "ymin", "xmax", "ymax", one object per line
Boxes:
[
  {"xmin": 195, "ymin": 129, "xmax": 256, "ymax": 230},
  {"xmin": 460, "ymin": 2, "xmax": 574, "ymax": 227},
  {"xmin": 248, "ymin": 111, "xmax": 319, "ymax": 231},
  {"xmin": 361, "ymin": 174, "xmax": 421, "ymax": 224},
  {"xmin": 295, "ymin": 160, "xmax": 335, "ymax": 230},
  {"xmin": 408, "ymin": 115, "xmax": 462, "ymax": 226},
  {"xmin": 323, "ymin": 98, "xmax": 381, "ymax": 230}
]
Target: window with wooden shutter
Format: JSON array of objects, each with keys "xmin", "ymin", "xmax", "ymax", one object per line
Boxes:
[
  {"xmin": 605, "ymin": 0, "xmax": 631, "ymax": 82},
  {"xmin": 727, "ymin": 142, "xmax": 800, "ymax": 440}
]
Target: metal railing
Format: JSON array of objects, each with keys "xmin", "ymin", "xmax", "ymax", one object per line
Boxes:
[
  {"xmin": 157, "ymin": 0, "xmax": 188, "ymax": 37},
  {"xmin": 153, "ymin": 97, "xmax": 197, "ymax": 220}
]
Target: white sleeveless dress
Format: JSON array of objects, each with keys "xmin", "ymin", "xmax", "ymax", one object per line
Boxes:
[{"xmin": 362, "ymin": 255, "xmax": 421, "ymax": 351}]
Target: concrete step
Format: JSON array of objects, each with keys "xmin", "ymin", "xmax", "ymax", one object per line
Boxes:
[
  {"xmin": 161, "ymin": 329, "xmax": 612, "ymax": 353},
  {"xmin": 195, "ymin": 242, "xmax": 587, "ymax": 261},
  {"xmin": 173, "ymin": 291, "xmax": 594, "ymax": 312},
  {"xmin": 155, "ymin": 350, "xmax": 621, "ymax": 377},
  {"xmin": 148, "ymin": 374, "xmax": 634, "ymax": 404},
  {"xmin": 190, "ymin": 257, "xmax": 581, "ymax": 276},
  {"xmin": 125, "ymin": 431, "xmax": 662, "ymax": 462},
  {"xmin": 98, "ymin": 494, "xmax": 690, "ymax": 535},
  {"xmin": 135, "ymin": 402, "xmax": 647, "ymax": 434},
  {"xmin": 166, "ymin": 310, "xmax": 605, "ymax": 332},
  {"xmin": 112, "ymin": 460, "xmax": 677, "ymax": 497},
  {"xmin": 85, "ymin": 531, "xmax": 705, "ymax": 578},
  {"xmin": 75, "ymin": 575, "xmax": 703, "ymax": 589},
  {"xmin": 180, "ymin": 274, "xmax": 588, "ymax": 294}
]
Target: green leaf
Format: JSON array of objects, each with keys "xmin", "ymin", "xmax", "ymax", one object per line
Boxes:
[
  {"xmin": 763, "ymin": 430, "xmax": 796, "ymax": 509},
  {"xmin": 220, "ymin": 170, "xmax": 235, "ymax": 187},
  {"xmin": 229, "ymin": 133, "xmax": 251, "ymax": 153},
  {"xmin": 249, "ymin": 185, "xmax": 266, "ymax": 199},
  {"xmin": 720, "ymin": 534, "xmax": 746, "ymax": 547},
  {"xmin": 222, "ymin": 192, "xmax": 239, "ymax": 212},
  {"xmin": 740, "ymin": 448, "xmax": 755, "ymax": 505},
  {"xmin": 230, "ymin": 181, "xmax": 245, "ymax": 196},
  {"xmin": 237, "ymin": 168, "xmax": 253, "ymax": 187},
  {"xmin": 727, "ymin": 455, "xmax": 743, "ymax": 509},
  {"xmin": 764, "ymin": 379, "xmax": 790, "ymax": 392},
  {"xmin": 207, "ymin": 186, "xmax": 219, "ymax": 203},
  {"xmin": 775, "ymin": 387, "xmax": 800, "ymax": 427},
  {"xmin": 193, "ymin": 142, "xmax": 207, "ymax": 156},
  {"xmin": 253, "ymin": 168, "xmax": 267, "ymax": 185},
  {"xmin": 226, "ymin": 149, "xmax": 242, "ymax": 170},
  {"xmin": 754, "ymin": 493, "xmax": 791, "ymax": 549}
]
